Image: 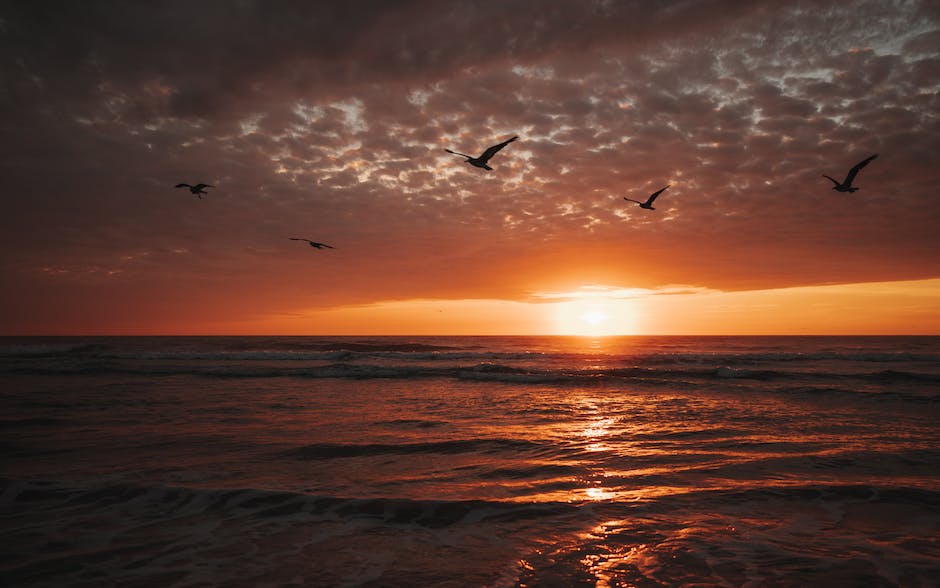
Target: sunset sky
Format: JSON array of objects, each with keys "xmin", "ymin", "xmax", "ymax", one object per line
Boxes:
[{"xmin": 2, "ymin": 0, "xmax": 939, "ymax": 335}]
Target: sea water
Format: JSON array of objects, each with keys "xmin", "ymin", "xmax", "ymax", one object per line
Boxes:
[{"xmin": 1, "ymin": 336, "xmax": 938, "ymax": 586}]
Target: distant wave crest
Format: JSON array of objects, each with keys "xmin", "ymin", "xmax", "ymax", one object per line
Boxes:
[
  {"xmin": 0, "ymin": 478, "xmax": 581, "ymax": 529},
  {"xmin": 284, "ymin": 438, "xmax": 547, "ymax": 460},
  {"xmin": 5, "ymin": 359, "xmax": 938, "ymax": 391}
]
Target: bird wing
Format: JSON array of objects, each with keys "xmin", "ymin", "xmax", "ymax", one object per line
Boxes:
[
  {"xmin": 175, "ymin": 183, "xmax": 191, "ymax": 188},
  {"xmin": 193, "ymin": 184, "xmax": 212, "ymax": 190},
  {"xmin": 646, "ymin": 185, "xmax": 669, "ymax": 205},
  {"xmin": 844, "ymin": 154, "xmax": 878, "ymax": 185},
  {"xmin": 318, "ymin": 243, "xmax": 335, "ymax": 249},
  {"xmin": 478, "ymin": 136, "xmax": 518, "ymax": 163},
  {"xmin": 445, "ymin": 149, "xmax": 472, "ymax": 159},
  {"xmin": 822, "ymin": 174, "xmax": 840, "ymax": 186},
  {"xmin": 289, "ymin": 238, "xmax": 310, "ymax": 242},
  {"xmin": 623, "ymin": 197, "xmax": 643, "ymax": 205}
]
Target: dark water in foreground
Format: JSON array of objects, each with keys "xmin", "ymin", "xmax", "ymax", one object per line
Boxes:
[{"xmin": 1, "ymin": 336, "xmax": 938, "ymax": 587}]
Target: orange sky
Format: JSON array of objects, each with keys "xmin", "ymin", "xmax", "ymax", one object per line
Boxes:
[{"xmin": 1, "ymin": 1, "xmax": 939, "ymax": 335}]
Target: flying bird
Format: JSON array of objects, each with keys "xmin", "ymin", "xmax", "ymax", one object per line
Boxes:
[
  {"xmin": 289, "ymin": 238, "xmax": 334, "ymax": 250},
  {"xmin": 175, "ymin": 183, "xmax": 214, "ymax": 198},
  {"xmin": 445, "ymin": 136, "xmax": 518, "ymax": 170},
  {"xmin": 822, "ymin": 154, "xmax": 878, "ymax": 193},
  {"xmin": 624, "ymin": 185, "xmax": 670, "ymax": 210}
]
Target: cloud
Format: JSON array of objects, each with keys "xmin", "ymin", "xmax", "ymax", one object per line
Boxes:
[{"xmin": 1, "ymin": 0, "xmax": 938, "ymax": 332}]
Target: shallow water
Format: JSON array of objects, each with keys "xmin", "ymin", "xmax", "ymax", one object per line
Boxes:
[{"xmin": 1, "ymin": 336, "xmax": 938, "ymax": 586}]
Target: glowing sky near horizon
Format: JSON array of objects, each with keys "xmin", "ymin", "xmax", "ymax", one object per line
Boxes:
[{"xmin": 1, "ymin": 1, "xmax": 938, "ymax": 335}]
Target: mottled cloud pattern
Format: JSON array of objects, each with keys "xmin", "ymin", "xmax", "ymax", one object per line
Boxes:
[{"xmin": 1, "ymin": 1, "xmax": 938, "ymax": 332}]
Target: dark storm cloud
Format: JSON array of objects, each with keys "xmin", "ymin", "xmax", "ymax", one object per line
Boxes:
[
  {"xmin": 0, "ymin": 0, "xmax": 938, "ymax": 332},
  {"xmin": 1, "ymin": 0, "xmax": 823, "ymax": 118}
]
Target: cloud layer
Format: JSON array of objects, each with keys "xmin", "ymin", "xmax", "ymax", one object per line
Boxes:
[{"xmin": 2, "ymin": 0, "xmax": 938, "ymax": 332}]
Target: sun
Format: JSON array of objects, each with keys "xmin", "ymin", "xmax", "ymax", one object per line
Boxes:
[
  {"xmin": 579, "ymin": 309, "xmax": 608, "ymax": 326},
  {"xmin": 541, "ymin": 285, "xmax": 645, "ymax": 336},
  {"xmin": 553, "ymin": 299, "xmax": 631, "ymax": 336}
]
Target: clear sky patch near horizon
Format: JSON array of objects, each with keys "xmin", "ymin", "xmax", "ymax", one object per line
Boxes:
[{"xmin": 1, "ymin": 0, "xmax": 938, "ymax": 335}]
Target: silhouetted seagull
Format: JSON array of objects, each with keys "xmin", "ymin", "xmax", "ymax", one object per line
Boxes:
[
  {"xmin": 624, "ymin": 185, "xmax": 669, "ymax": 210},
  {"xmin": 289, "ymin": 238, "xmax": 334, "ymax": 250},
  {"xmin": 175, "ymin": 183, "xmax": 214, "ymax": 198},
  {"xmin": 445, "ymin": 136, "xmax": 518, "ymax": 170},
  {"xmin": 823, "ymin": 154, "xmax": 878, "ymax": 193}
]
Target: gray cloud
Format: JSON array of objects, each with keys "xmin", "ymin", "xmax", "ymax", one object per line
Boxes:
[{"xmin": 1, "ymin": 0, "xmax": 938, "ymax": 332}]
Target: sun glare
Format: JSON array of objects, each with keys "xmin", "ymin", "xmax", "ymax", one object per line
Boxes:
[
  {"xmin": 580, "ymin": 310, "xmax": 608, "ymax": 325},
  {"xmin": 553, "ymin": 296, "xmax": 634, "ymax": 336}
]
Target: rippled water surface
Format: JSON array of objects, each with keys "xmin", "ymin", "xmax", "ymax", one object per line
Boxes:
[{"xmin": 2, "ymin": 336, "xmax": 938, "ymax": 586}]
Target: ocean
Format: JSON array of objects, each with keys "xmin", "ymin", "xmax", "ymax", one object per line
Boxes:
[{"xmin": 1, "ymin": 335, "xmax": 938, "ymax": 587}]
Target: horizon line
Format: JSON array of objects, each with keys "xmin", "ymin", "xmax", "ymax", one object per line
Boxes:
[{"xmin": 2, "ymin": 333, "xmax": 938, "ymax": 338}]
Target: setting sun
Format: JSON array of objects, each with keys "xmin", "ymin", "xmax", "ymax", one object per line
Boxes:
[
  {"xmin": 580, "ymin": 309, "xmax": 608, "ymax": 326},
  {"xmin": 553, "ymin": 294, "xmax": 635, "ymax": 336}
]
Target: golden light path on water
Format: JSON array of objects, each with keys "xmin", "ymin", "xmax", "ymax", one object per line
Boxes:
[{"xmin": 511, "ymin": 336, "xmax": 836, "ymax": 508}]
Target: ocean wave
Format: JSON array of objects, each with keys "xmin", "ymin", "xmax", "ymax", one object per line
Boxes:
[
  {"xmin": 14, "ymin": 475, "xmax": 934, "ymax": 539},
  {"xmin": 629, "ymin": 426, "xmax": 752, "ymax": 441},
  {"xmin": 4, "ymin": 339, "xmax": 938, "ymax": 366},
  {"xmin": 777, "ymin": 385, "xmax": 940, "ymax": 403},
  {"xmin": 283, "ymin": 438, "xmax": 547, "ymax": 460},
  {"xmin": 306, "ymin": 342, "xmax": 459, "ymax": 353},
  {"xmin": 641, "ymin": 350, "xmax": 940, "ymax": 364},
  {"xmin": 0, "ymin": 477, "xmax": 582, "ymax": 528},
  {"xmin": 0, "ymin": 360, "xmax": 715, "ymax": 384},
  {"xmin": 670, "ymin": 448, "xmax": 940, "ymax": 483},
  {"xmin": 517, "ymin": 482, "xmax": 940, "ymax": 588},
  {"xmin": 4, "ymin": 475, "xmax": 938, "ymax": 588},
  {"xmin": 713, "ymin": 366, "xmax": 779, "ymax": 379},
  {"xmin": 4, "ymin": 360, "xmax": 939, "ymax": 396},
  {"xmin": 0, "ymin": 342, "xmax": 113, "ymax": 358},
  {"xmin": 478, "ymin": 464, "xmax": 584, "ymax": 480},
  {"xmin": 377, "ymin": 418, "xmax": 447, "ymax": 429},
  {"xmin": 5, "ymin": 477, "xmax": 935, "ymax": 525},
  {"xmin": 0, "ymin": 347, "xmax": 552, "ymax": 364},
  {"xmin": 130, "ymin": 350, "xmax": 358, "ymax": 361},
  {"xmin": 0, "ymin": 477, "xmax": 587, "ymax": 588},
  {"xmin": 864, "ymin": 369, "xmax": 940, "ymax": 383},
  {"xmin": 663, "ymin": 483, "xmax": 940, "ymax": 508}
]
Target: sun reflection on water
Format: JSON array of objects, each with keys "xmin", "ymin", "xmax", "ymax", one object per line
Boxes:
[
  {"xmin": 584, "ymin": 486, "xmax": 616, "ymax": 500},
  {"xmin": 581, "ymin": 416, "xmax": 616, "ymax": 453},
  {"xmin": 575, "ymin": 414, "xmax": 619, "ymax": 500}
]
